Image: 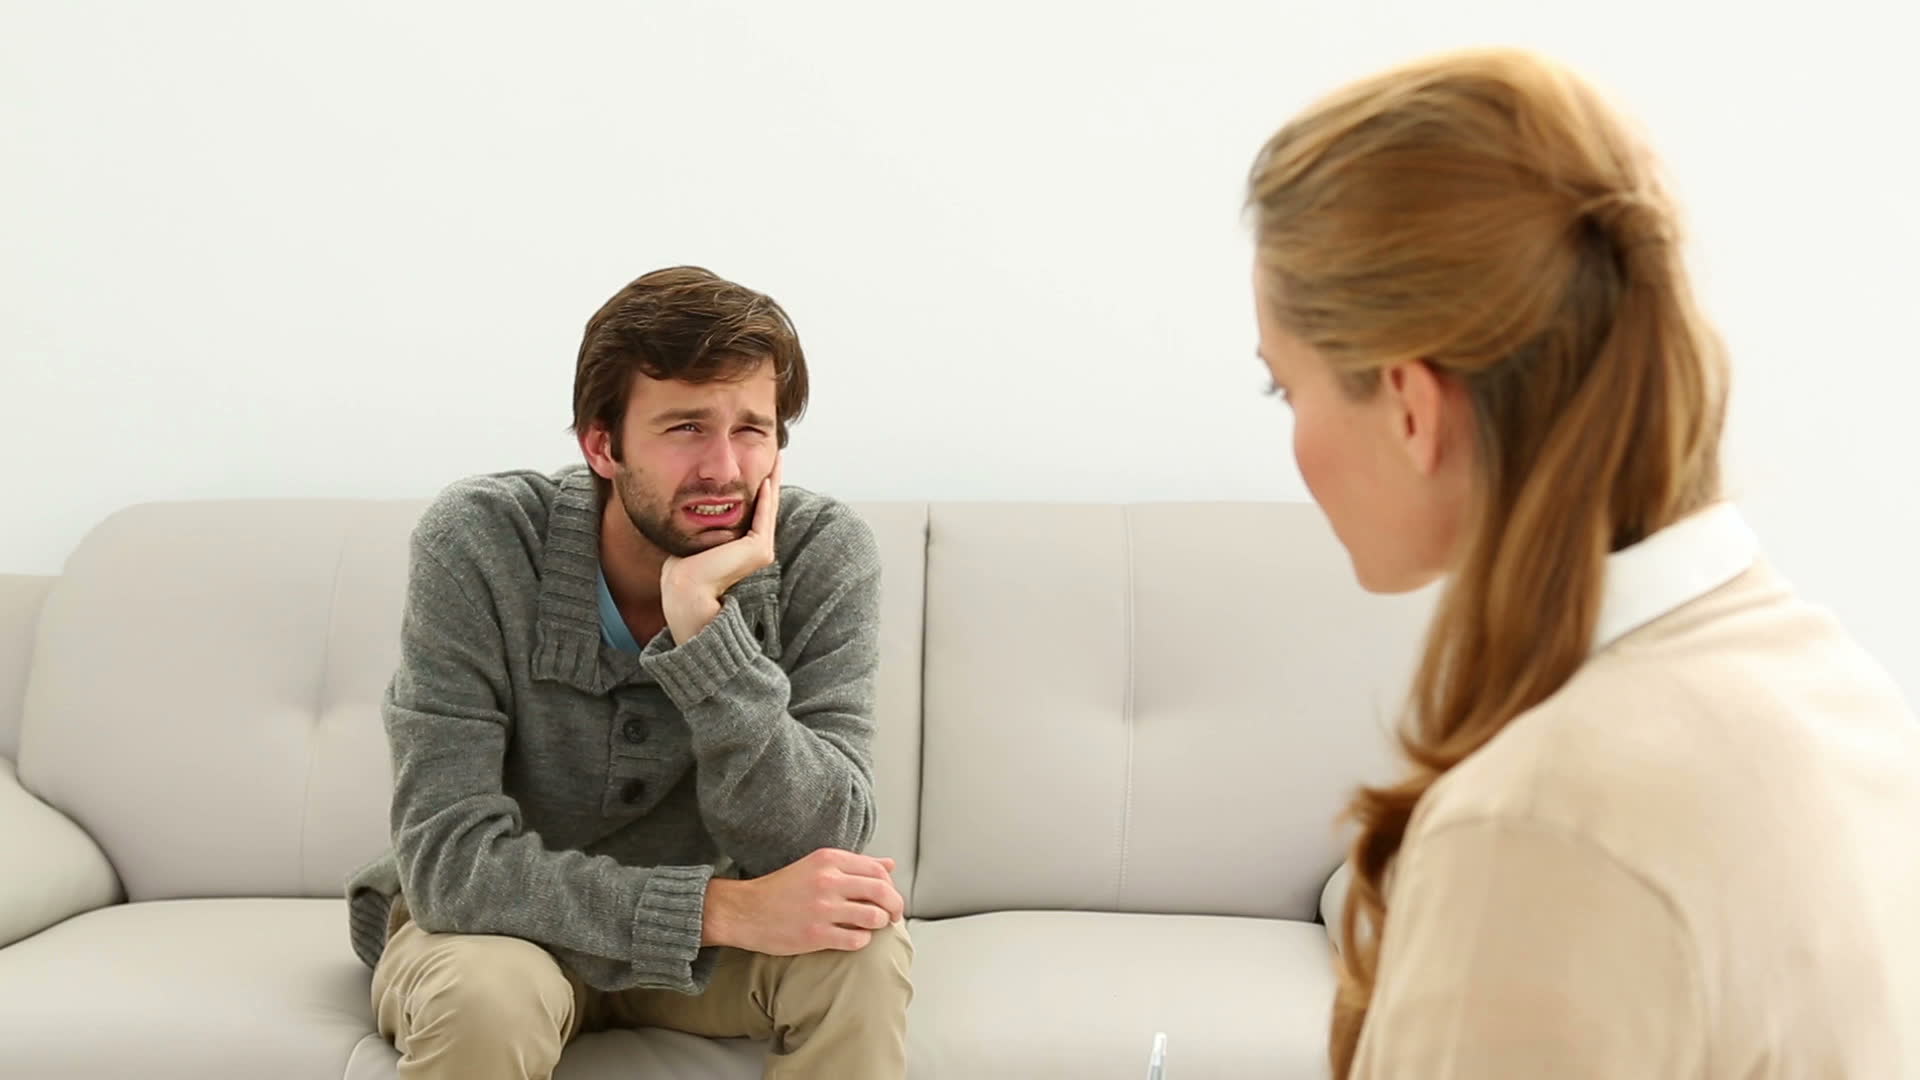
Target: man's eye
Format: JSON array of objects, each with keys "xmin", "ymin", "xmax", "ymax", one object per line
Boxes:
[{"xmin": 673, "ymin": 423, "xmax": 700, "ymax": 433}]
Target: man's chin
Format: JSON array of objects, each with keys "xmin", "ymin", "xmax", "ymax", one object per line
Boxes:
[{"xmin": 667, "ymin": 526, "xmax": 743, "ymax": 557}]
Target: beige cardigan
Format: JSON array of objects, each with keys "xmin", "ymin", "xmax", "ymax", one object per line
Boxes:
[{"xmin": 1351, "ymin": 506, "xmax": 1920, "ymax": 1078}]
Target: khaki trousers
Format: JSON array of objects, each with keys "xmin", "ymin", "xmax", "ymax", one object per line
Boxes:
[{"xmin": 371, "ymin": 911, "xmax": 913, "ymax": 1080}]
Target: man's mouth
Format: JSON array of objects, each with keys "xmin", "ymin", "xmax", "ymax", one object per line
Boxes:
[{"xmin": 680, "ymin": 498, "xmax": 747, "ymax": 529}]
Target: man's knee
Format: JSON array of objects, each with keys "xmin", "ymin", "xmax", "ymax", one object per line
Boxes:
[
  {"xmin": 389, "ymin": 931, "xmax": 578, "ymax": 1049},
  {"xmin": 790, "ymin": 921, "xmax": 914, "ymax": 1003},
  {"xmin": 859, "ymin": 920, "xmax": 914, "ymax": 981}
]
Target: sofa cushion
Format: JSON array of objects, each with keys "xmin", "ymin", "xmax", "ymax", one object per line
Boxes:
[
  {"xmin": 0, "ymin": 898, "xmax": 374, "ymax": 1080},
  {"xmin": 845, "ymin": 501, "xmax": 930, "ymax": 908},
  {"xmin": 0, "ymin": 897, "xmax": 772, "ymax": 1080},
  {"xmin": 344, "ymin": 1025, "xmax": 763, "ymax": 1079},
  {"xmin": 905, "ymin": 909, "xmax": 1337, "ymax": 1079},
  {"xmin": 914, "ymin": 502, "xmax": 1428, "ymax": 920},
  {"xmin": 0, "ymin": 758, "xmax": 119, "ymax": 949}
]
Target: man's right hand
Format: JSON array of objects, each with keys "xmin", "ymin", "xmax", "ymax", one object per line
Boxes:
[{"xmin": 701, "ymin": 848, "xmax": 903, "ymax": 955}]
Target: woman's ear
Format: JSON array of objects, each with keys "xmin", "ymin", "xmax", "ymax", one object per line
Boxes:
[{"xmin": 1381, "ymin": 360, "xmax": 1453, "ymax": 477}]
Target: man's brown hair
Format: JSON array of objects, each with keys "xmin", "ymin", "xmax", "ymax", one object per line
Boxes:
[{"xmin": 572, "ymin": 266, "xmax": 809, "ymax": 463}]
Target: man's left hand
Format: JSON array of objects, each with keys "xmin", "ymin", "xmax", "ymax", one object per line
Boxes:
[{"xmin": 661, "ymin": 456, "xmax": 781, "ymax": 644}]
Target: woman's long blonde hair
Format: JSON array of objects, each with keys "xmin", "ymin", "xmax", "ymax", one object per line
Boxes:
[{"xmin": 1247, "ymin": 49, "xmax": 1729, "ymax": 1076}]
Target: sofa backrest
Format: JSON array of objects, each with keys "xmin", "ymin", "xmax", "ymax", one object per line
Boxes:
[
  {"xmin": 21, "ymin": 499, "xmax": 420, "ymax": 901},
  {"xmin": 15, "ymin": 496, "xmax": 931, "ymax": 906},
  {"xmin": 16, "ymin": 495, "xmax": 1425, "ymax": 919},
  {"xmin": 909, "ymin": 504, "xmax": 1429, "ymax": 921}
]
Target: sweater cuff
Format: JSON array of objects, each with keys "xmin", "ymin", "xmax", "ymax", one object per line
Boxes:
[
  {"xmin": 646, "ymin": 596, "xmax": 761, "ymax": 707},
  {"xmin": 629, "ymin": 863, "xmax": 716, "ymax": 992}
]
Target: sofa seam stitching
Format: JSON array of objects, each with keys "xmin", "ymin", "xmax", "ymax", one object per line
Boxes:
[
  {"xmin": 910, "ymin": 502, "xmax": 930, "ymax": 916},
  {"xmin": 298, "ymin": 516, "xmax": 349, "ymax": 892},
  {"xmin": 1117, "ymin": 506, "xmax": 1136, "ymax": 906}
]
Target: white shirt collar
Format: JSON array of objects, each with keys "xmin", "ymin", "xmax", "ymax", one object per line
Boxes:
[{"xmin": 1591, "ymin": 502, "xmax": 1760, "ymax": 654}]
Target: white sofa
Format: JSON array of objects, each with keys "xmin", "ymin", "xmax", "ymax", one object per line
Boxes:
[{"xmin": 0, "ymin": 495, "xmax": 1431, "ymax": 1079}]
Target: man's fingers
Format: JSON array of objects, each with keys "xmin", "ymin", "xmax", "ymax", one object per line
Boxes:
[
  {"xmin": 765, "ymin": 457, "xmax": 782, "ymax": 540},
  {"xmin": 835, "ymin": 852, "xmax": 896, "ymax": 882},
  {"xmin": 669, "ymin": 493, "xmax": 776, "ymax": 590},
  {"xmin": 835, "ymin": 900, "xmax": 893, "ymax": 931},
  {"xmin": 826, "ymin": 927, "xmax": 873, "ymax": 952},
  {"xmin": 751, "ymin": 457, "xmax": 781, "ymax": 542},
  {"xmin": 751, "ymin": 477, "xmax": 773, "ymax": 535},
  {"xmin": 840, "ymin": 872, "xmax": 906, "ymax": 923}
]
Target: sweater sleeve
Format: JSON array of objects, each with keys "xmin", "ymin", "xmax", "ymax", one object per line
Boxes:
[
  {"xmin": 1350, "ymin": 818, "xmax": 1706, "ymax": 1079},
  {"xmin": 384, "ymin": 528, "xmax": 717, "ymax": 994},
  {"xmin": 641, "ymin": 507, "xmax": 882, "ymax": 877}
]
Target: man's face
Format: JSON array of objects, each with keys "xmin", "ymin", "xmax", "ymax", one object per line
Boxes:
[{"xmin": 596, "ymin": 363, "xmax": 780, "ymax": 558}]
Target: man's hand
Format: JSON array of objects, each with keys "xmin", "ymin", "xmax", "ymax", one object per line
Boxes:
[
  {"xmin": 701, "ymin": 848, "xmax": 904, "ymax": 955},
  {"xmin": 661, "ymin": 456, "xmax": 781, "ymax": 644}
]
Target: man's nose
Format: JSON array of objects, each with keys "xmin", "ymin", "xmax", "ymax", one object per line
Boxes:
[{"xmin": 695, "ymin": 434, "xmax": 743, "ymax": 487}]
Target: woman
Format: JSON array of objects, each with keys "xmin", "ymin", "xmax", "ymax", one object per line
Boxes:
[{"xmin": 1247, "ymin": 49, "xmax": 1920, "ymax": 1078}]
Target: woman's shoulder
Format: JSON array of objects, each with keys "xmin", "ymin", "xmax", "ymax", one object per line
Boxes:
[{"xmin": 1412, "ymin": 565, "xmax": 1917, "ymax": 876}]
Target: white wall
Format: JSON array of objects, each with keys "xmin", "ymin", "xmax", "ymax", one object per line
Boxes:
[{"xmin": 4, "ymin": 1, "xmax": 1916, "ymax": 695}]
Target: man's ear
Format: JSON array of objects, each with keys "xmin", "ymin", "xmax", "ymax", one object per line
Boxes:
[
  {"xmin": 1382, "ymin": 359, "xmax": 1452, "ymax": 478},
  {"xmin": 579, "ymin": 421, "xmax": 619, "ymax": 481}
]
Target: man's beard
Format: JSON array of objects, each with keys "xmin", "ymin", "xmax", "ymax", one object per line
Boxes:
[{"xmin": 613, "ymin": 465, "xmax": 755, "ymax": 558}]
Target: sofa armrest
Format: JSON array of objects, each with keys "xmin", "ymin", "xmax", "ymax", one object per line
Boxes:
[
  {"xmin": 0, "ymin": 757, "xmax": 120, "ymax": 947},
  {"xmin": 0, "ymin": 574, "xmax": 54, "ymax": 761},
  {"xmin": 1319, "ymin": 859, "xmax": 1352, "ymax": 955}
]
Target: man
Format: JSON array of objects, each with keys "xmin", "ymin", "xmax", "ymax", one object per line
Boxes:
[{"xmin": 346, "ymin": 266, "xmax": 911, "ymax": 1080}]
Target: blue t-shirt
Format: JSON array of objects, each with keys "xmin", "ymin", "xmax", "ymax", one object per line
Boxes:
[{"xmin": 596, "ymin": 567, "xmax": 643, "ymax": 653}]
